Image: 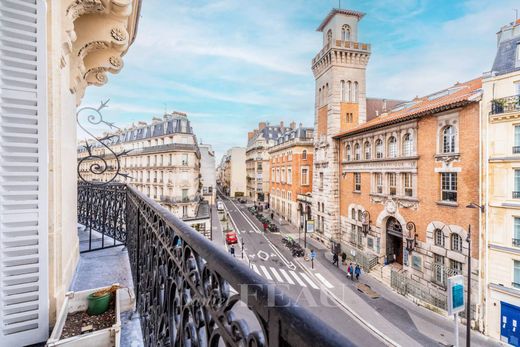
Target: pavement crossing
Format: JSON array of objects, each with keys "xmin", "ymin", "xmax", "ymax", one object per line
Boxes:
[{"xmin": 250, "ymin": 264, "xmax": 331, "ymax": 289}]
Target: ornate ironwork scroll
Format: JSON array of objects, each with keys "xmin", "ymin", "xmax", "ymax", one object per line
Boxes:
[
  {"xmin": 77, "ymin": 183, "xmax": 356, "ymax": 346},
  {"xmin": 77, "ymin": 99, "xmax": 131, "ymax": 185}
]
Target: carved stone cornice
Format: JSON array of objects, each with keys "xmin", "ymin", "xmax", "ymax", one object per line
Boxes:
[{"xmin": 60, "ymin": 0, "xmax": 140, "ymax": 104}]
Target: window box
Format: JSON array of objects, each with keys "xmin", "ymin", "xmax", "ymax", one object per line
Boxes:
[{"xmin": 47, "ymin": 284, "xmax": 134, "ymax": 347}]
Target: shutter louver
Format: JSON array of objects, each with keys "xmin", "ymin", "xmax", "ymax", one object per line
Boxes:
[{"xmin": 0, "ymin": 0, "xmax": 48, "ymax": 345}]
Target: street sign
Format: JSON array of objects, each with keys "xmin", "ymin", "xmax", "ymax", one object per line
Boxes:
[
  {"xmin": 310, "ymin": 250, "xmax": 316, "ymax": 260},
  {"xmin": 447, "ymin": 275, "xmax": 465, "ymax": 315},
  {"xmin": 306, "ymin": 220, "xmax": 315, "ymax": 233}
]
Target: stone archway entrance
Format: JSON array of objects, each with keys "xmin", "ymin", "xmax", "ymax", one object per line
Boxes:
[{"xmin": 386, "ymin": 217, "xmax": 403, "ymax": 265}]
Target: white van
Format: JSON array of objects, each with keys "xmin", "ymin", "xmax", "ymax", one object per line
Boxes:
[{"xmin": 217, "ymin": 201, "xmax": 224, "ymax": 211}]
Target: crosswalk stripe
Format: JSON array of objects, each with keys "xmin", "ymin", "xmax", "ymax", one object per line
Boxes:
[
  {"xmin": 259, "ymin": 265, "xmax": 273, "ymax": 280},
  {"xmin": 251, "ymin": 264, "xmax": 261, "ymax": 276},
  {"xmin": 279, "ymin": 269, "xmax": 295, "ymax": 285},
  {"xmin": 299, "ymin": 272, "xmax": 320, "ymax": 289},
  {"xmin": 255, "ymin": 230, "xmax": 261, "ymax": 234},
  {"xmin": 315, "ymin": 273, "xmax": 334, "ymax": 289},
  {"xmin": 270, "ymin": 268, "xmax": 284, "ymax": 282},
  {"xmin": 289, "ymin": 271, "xmax": 306, "ymax": 287}
]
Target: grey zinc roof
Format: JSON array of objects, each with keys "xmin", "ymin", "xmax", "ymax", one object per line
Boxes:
[
  {"xmin": 276, "ymin": 126, "xmax": 314, "ymax": 145},
  {"xmin": 247, "ymin": 125, "xmax": 284, "ymax": 147},
  {"xmin": 491, "ymin": 35, "xmax": 520, "ymax": 76}
]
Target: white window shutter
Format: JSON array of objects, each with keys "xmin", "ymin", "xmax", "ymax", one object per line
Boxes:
[{"xmin": 0, "ymin": 0, "xmax": 49, "ymax": 345}]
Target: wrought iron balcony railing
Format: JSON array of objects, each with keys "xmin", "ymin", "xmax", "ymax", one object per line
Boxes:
[
  {"xmin": 514, "ymin": 146, "xmax": 520, "ymax": 154},
  {"xmin": 78, "ymin": 183, "xmax": 354, "ymax": 347},
  {"xmin": 490, "ymin": 95, "xmax": 520, "ymax": 115},
  {"xmin": 513, "ymin": 238, "xmax": 520, "ymax": 247},
  {"xmin": 513, "ymin": 191, "xmax": 520, "ymax": 199}
]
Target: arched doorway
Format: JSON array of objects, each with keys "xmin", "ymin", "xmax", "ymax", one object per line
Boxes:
[{"xmin": 386, "ymin": 217, "xmax": 403, "ymax": 265}]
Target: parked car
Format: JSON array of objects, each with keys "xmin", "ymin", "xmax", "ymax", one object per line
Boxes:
[
  {"xmin": 238, "ymin": 198, "xmax": 246, "ymax": 203},
  {"xmin": 268, "ymin": 223, "xmax": 279, "ymax": 233},
  {"xmin": 225, "ymin": 232, "xmax": 238, "ymax": 245},
  {"xmin": 217, "ymin": 201, "xmax": 224, "ymax": 211}
]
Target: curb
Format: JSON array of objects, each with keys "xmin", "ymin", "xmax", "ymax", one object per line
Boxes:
[{"xmin": 294, "ymin": 258, "xmax": 401, "ymax": 347}]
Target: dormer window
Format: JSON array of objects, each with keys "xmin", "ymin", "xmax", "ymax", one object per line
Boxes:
[{"xmin": 341, "ymin": 24, "xmax": 351, "ymax": 41}]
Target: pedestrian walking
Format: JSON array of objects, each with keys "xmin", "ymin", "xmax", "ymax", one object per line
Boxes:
[
  {"xmin": 263, "ymin": 222, "xmax": 268, "ymax": 232},
  {"xmin": 355, "ymin": 264, "xmax": 361, "ymax": 281},
  {"xmin": 332, "ymin": 253, "xmax": 339, "ymax": 266},
  {"xmin": 230, "ymin": 245, "xmax": 235, "ymax": 257},
  {"xmin": 347, "ymin": 263, "xmax": 352, "ymax": 279},
  {"xmin": 349, "ymin": 263, "xmax": 354, "ymax": 281},
  {"xmin": 271, "ymin": 212, "xmax": 274, "ymax": 220}
]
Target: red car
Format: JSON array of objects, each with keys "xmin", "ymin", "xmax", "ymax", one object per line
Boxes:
[{"xmin": 225, "ymin": 232, "xmax": 238, "ymax": 245}]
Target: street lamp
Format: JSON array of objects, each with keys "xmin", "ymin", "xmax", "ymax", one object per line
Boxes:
[
  {"xmin": 361, "ymin": 210, "xmax": 370, "ymax": 236},
  {"xmin": 464, "ymin": 202, "xmax": 484, "ymax": 347},
  {"xmin": 405, "ymin": 221, "xmax": 418, "ymax": 253}
]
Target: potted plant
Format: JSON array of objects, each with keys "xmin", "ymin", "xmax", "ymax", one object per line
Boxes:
[{"xmin": 47, "ymin": 283, "xmax": 135, "ymax": 347}]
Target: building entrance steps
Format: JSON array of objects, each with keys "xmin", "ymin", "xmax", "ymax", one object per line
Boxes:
[{"xmin": 300, "ymin": 237, "xmax": 499, "ymax": 347}]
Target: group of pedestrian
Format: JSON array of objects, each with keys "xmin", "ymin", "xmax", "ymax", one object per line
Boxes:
[{"xmin": 347, "ymin": 262, "xmax": 361, "ymax": 281}]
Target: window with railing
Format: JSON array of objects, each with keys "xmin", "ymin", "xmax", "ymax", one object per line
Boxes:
[
  {"xmin": 375, "ymin": 173, "xmax": 383, "ymax": 194},
  {"xmin": 442, "ymin": 126, "xmax": 456, "ymax": 153},
  {"xmin": 514, "ymin": 260, "xmax": 520, "ymax": 289},
  {"xmin": 490, "ymin": 94, "xmax": 520, "ymax": 115},
  {"xmin": 515, "ymin": 170, "xmax": 520, "ymax": 198},
  {"xmin": 514, "ymin": 217, "xmax": 520, "ymax": 247},
  {"xmin": 514, "ymin": 125, "xmax": 520, "ymax": 154}
]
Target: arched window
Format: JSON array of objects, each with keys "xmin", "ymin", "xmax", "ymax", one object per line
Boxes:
[
  {"xmin": 341, "ymin": 24, "xmax": 351, "ymax": 41},
  {"xmin": 375, "ymin": 139, "xmax": 383, "ymax": 158},
  {"xmin": 364, "ymin": 141, "xmax": 371, "ymax": 160},
  {"xmin": 340, "ymin": 80, "xmax": 345, "ymax": 102},
  {"xmin": 403, "ymin": 133, "xmax": 413, "ymax": 156},
  {"xmin": 327, "ymin": 29, "xmax": 332, "ymax": 45},
  {"xmin": 347, "ymin": 81, "xmax": 352, "ymax": 102},
  {"xmin": 434, "ymin": 229, "xmax": 444, "ymax": 247},
  {"xmin": 346, "ymin": 145, "xmax": 351, "ymax": 161},
  {"xmin": 357, "ymin": 210, "xmax": 362, "ymax": 221},
  {"xmin": 354, "ymin": 143, "xmax": 361, "ymax": 160},
  {"xmin": 318, "ymin": 88, "xmax": 321, "ymax": 106},
  {"xmin": 388, "ymin": 136, "xmax": 397, "ymax": 158},
  {"xmin": 351, "ymin": 208, "xmax": 356, "ymax": 219},
  {"xmin": 451, "ymin": 234, "xmax": 463, "ymax": 252},
  {"xmin": 302, "ymin": 150, "xmax": 307, "ymax": 160},
  {"xmin": 353, "ymin": 81, "xmax": 359, "ymax": 103},
  {"xmin": 442, "ymin": 126, "xmax": 456, "ymax": 153}
]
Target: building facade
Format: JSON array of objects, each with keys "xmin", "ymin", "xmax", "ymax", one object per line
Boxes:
[
  {"xmin": 246, "ymin": 122, "xmax": 285, "ymax": 202},
  {"xmin": 269, "ymin": 126, "xmax": 314, "ymax": 228},
  {"xmin": 219, "ymin": 147, "xmax": 247, "ymax": 197},
  {"xmin": 482, "ymin": 19, "xmax": 520, "ymax": 342},
  {"xmin": 199, "ymin": 143, "xmax": 217, "ymax": 205},
  {"xmin": 0, "ymin": 1, "xmax": 141, "ymax": 345},
  {"xmin": 335, "ymin": 79, "xmax": 483, "ymax": 324},
  {"xmin": 78, "ymin": 112, "xmax": 210, "ymax": 233}
]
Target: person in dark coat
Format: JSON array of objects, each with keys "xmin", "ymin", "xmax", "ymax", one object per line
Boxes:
[
  {"xmin": 355, "ymin": 264, "xmax": 361, "ymax": 281},
  {"xmin": 230, "ymin": 245, "xmax": 235, "ymax": 257},
  {"xmin": 332, "ymin": 253, "xmax": 339, "ymax": 266},
  {"xmin": 271, "ymin": 212, "xmax": 274, "ymax": 220},
  {"xmin": 349, "ymin": 263, "xmax": 354, "ymax": 281}
]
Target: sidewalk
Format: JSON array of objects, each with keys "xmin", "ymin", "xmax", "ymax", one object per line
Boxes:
[{"xmin": 299, "ymin": 236, "xmax": 500, "ymax": 347}]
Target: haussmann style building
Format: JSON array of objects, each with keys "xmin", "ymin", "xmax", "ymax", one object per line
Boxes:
[{"xmin": 78, "ymin": 112, "xmax": 211, "ymax": 236}]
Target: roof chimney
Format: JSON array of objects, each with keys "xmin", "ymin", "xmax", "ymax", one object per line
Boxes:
[
  {"xmin": 382, "ymin": 99, "xmax": 387, "ymax": 112},
  {"xmin": 258, "ymin": 122, "xmax": 266, "ymax": 130},
  {"xmin": 247, "ymin": 131, "xmax": 254, "ymax": 140},
  {"xmin": 290, "ymin": 121, "xmax": 296, "ymax": 129},
  {"xmin": 280, "ymin": 121, "xmax": 284, "ymax": 128}
]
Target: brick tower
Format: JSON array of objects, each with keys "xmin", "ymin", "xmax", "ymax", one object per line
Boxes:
[{"xmin": 311, "ymin": 8, "xmax": 371, "ymax": 244}]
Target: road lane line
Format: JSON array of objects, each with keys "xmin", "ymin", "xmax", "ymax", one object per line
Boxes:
[
  {"xmin": 270, "ymin": 267, "xmax": 284, "ymax": 283},
  {"xmin": 289, "ymin": 271, "xmax": 306, "ymax": 287},
  {"xmin": 315, "ymin": 273, "xmax": 334, "ymax": 289},
  {"xmin": 279, "ymin": 269, "xmax": 295, "ymax": 285},
  {"xmin": 251, "ymin": 264, "xmax": 261, "ymax": 276},
  {"xmin": 299, "ymin": 272, "xmax": 319, "ymax": 289},
  {"xmin": 259, "ymin": 265, "xmax": 273, "ymax": 280}
]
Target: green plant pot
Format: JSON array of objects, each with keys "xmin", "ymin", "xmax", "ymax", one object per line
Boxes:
[{"xmin": 87, "ymin": 292, "xmax": 111, "ymax": 316}]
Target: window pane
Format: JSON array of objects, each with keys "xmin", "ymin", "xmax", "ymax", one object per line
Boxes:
[
  {"xmin": 515, "ymin": 260, "xmax": 520, "ymax": 286},
  {"xmin": 515, "ymin": 217, "xmax": 520, "ymax": 241},
  {"xmin": 515, "ymin": 170, "xmax": 520, "ymax": 191},
  {"xmin": 515, "ymin": 126, "xmax": 520, "ymax": 146}
]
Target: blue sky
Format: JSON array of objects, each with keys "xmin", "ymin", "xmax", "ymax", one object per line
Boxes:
[{"xmin": 82, "ymin": 0, "xmax": 519, "ymax": 161}]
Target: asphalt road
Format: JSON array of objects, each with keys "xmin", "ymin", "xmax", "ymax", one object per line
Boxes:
[{"xmin": 216, "ymin": 191, "xmax": 384, "ymax": 347}]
